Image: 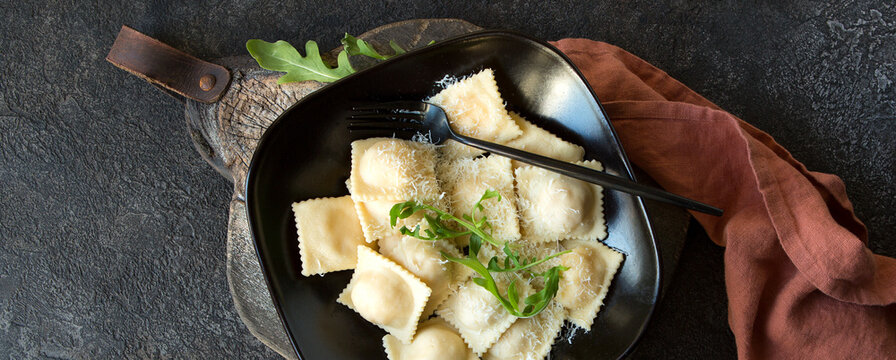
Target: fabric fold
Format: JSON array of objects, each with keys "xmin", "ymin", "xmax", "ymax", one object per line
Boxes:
[{"xmin": 551, "ymin": 38, "xmax": 896, "ymax": 359}]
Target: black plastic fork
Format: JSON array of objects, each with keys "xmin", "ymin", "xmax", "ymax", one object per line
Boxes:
[{"xmin": 349, "ymin": 101, "xmax": 723, "ymax": 216}]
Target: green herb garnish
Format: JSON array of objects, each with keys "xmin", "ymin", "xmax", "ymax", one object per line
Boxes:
[
  {"xmin": 390, "ymin": 189, "xmax": 502, "ymax": 247},
  {"xmin": 341, "ymin": 33, "xmax": 406, "ymax": 60},
  {"xmin": 246, "ymin": 39, "xmax": 355, "ymax": 83},
  {"xmin": 389, "ymin": 190, "xmax": 570, "ymax": 318},
  {"xmin": 246, "ymin": 33, "xmax": 416, "ymax": 83}
]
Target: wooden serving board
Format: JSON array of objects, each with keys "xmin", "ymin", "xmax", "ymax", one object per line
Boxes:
[{"xmin": 178, "ymin": 19, "xmax": 689, "ymax": 358}]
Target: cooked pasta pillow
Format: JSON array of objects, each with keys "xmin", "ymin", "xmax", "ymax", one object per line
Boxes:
[
  {"xmin": 438, "ymin": 155, "xmax": 521, "ymax": 244},
  {"xmin": 383, "ymin": 317, "xmax": 478, "ymax": 360},
  {"xmin": 556, "ymin": 239, "xmax": 624, "ymax": 330},
  {"xmin": 338, "ymin": 246, "xmax": 432, "ymax": 343},
  {"xmin": 292, "ymin": 196, "xmax": 371, "ymax": 276},
  {"xmin": 515, "ymin": 160, "xmax": 607, "ymax": 243},
  {"xmin": 428, "ymin": 68, "xmax": 522, "ymax": 160},
  {"xmin": 350, "ymin": 137, "xmax": 440, "ymax": 202}
]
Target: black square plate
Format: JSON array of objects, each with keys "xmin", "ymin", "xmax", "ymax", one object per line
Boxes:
[{"xmin": 246, "ymin": 30, "xmax": 660, "ymax": 360}]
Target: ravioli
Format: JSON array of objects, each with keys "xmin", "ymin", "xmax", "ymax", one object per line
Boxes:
[
  {"xmin": 504, "ymin": 111, "xmax": 585, "ymax": 168},
  {"xmin": 378, "ymin": 235, "xmax": 471, "ymax": 318},
  {"xmin": 383, "ymin": 317, "xmax": 479, "ymax": 360},
  {"xmin": 555, "ymin": 240, "xmax": 624, "ymax": 330},
  {"xmin": 437, "ymin": 276, "xmax": 527, "ymax": 355},
  {"xmin": 338, "ymin": 246, "xmax": 432, "ymax": 343},
  {"xmin": 515, "ymin": 160, "xmax": 607, "ymax": 243},
  {"xmin": 292, "ymin": 196, "xmax": 371, "ymax": 276},
  {"xmin": 483, "ymin": 301, "xmax": 566, "ymax": 360},
  {"xmin": 350, "ymin": 138, "xmax": 441, "ymax": 202},
  {"xmin": 427, "ymin": 69, "xmax": 522, "ymax": 160},
  {"xmin": 437, "ymin": 156, "xmax": 520, "ymax": 244}
]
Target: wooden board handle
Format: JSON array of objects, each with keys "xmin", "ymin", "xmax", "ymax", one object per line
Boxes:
[{"xmin": 106, "ymin": 25, "xmax": 230, "ymax": 103}]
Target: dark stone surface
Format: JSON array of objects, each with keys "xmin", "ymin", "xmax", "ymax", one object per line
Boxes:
[{"xmin": 1, "ymin": 1, "xmax": 892, "ymax": 359}]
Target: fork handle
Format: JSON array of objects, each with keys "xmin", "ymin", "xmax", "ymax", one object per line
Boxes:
[{"xmin": 452, "ymin": 134, "xmax": 724, "ymax": 216}]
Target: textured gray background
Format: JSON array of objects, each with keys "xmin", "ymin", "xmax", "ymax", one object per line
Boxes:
[{"xmin": 1, "ymin": 1, "xmax": 893, "ymax": 359}]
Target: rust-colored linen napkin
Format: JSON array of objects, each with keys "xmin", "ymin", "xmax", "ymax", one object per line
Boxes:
[{"xmin": 551, "ymin": 39, "xmax": 896, "ymax": 358}]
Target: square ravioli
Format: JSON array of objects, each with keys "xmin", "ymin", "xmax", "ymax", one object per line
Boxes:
[
  {"xmin": 515, "ymin": 160, "xmax": 607, "ymax": 243},
  {"xmin": 504, "ymin": 111, "xmax": 585, "ymax": 168},
  {"xmin": 378, "ymin": 235, "xmax": 471, "ymax": 318},
  {"xmin": 437, "ymin": 276, "xmax": 527, "ymax": 355},
  {"xmin": 437, "ymin": 156, "xmax": 521, "ymax": 243},
  {"xmin": 483, "ymin": 301, "xmax": 566, "ymax": 360},
  {"xmin": 338, "ymin": 246, "xmax": 432, "ymax": 343},
  {"xmin": 555, "ymin": 239, "xmax": 624, "ymax": 330},
  {"xmin": 427, "ymin": 68, "xmax": 522, "ymax": 143},
  {"xmin": 383, "ymin": 317, "xmax": 478, "ymax": 360},
  {"xmin": 292, "ymin": 196, "xmax": 371, "ymax": 276},
  {"xmin": 350, "ymin": 138, "xmax": 441, "ymax": 202},
  {"xmin": 428, "ymin": 68, "xmax": 522, "ymax": 161}
]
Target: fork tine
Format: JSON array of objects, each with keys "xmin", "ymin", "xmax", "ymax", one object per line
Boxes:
[
  {"xmin": 352, "ymin": 101, "xmax": 428, "ymax": 112},
  {"xmin": 349, "ymin": 112, "xmax": 423, "ymax": 121}
]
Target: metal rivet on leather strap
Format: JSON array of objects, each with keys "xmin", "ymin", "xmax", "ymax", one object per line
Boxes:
[{"xmin": 199, "ymin": 74, "xmax": 216, "ymax": 91}]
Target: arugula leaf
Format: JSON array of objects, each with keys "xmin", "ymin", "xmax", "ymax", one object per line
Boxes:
[
  {"xmin": 247, "ymin": 33, "xmax": 416, "ymax": 84},
  {"xmin": 246, "ymin": 39, "xmax": 355, "ymax": 83},
  {"xmin": 341, "ymin": 33, "xmax": 406, "ymax": 60},
  {"xmin": 389, "ymin": 200, "xmax": 427, "ymax": 227},
  {"xmin": 506, "ymin": 279, "xmax": 520, "ymax": 310},
  {"xmin": 520, "ymin": 265, "xmax": 568, "ymax": 316},
  {"xmin": 389, "ymin": 40, "xmax": 407, "ymax": 55},
  {"xmin": 469, "ymin": 233, "xmax": 482, "ymax": 257}
]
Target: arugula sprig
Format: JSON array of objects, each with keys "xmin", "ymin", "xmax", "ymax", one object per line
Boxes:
[
  {"xmin": 389, "ymin": 190, "xmax": 503, "ymax": 247},
  {"xmin": 247, "ymin": 33, "xmax": 419, "ymax": 83},
  {"xmin": 246, "ymin": 39, "xmax": 354, "ymax": 83},
  {"xmin": 389, "ymin": 190, "xmax": 571, "ymax": 318}
]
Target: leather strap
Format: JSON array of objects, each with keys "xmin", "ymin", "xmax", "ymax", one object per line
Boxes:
[{"xmin": 106, "ymin": 25, "xmax": 230, "ymax": 103}]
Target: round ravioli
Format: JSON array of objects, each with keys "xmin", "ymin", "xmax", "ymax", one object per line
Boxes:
[{"xmin": 383, "ymin": 318, "xmax": 478, "ymax": 360}]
